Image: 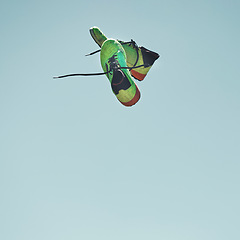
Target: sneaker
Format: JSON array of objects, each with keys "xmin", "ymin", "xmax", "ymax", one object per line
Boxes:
[
  {"xmin": 100, "ymin": 39, "xmax": 140, "ymax": 106},
  {"xmin": 90, "ymin": 26, "xmax": 159, "ymax": 81},
  {"xmin": 119, "ymin": 41, "xmax": 159, "ymax": 81}
]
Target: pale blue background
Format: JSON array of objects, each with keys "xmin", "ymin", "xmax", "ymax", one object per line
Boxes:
[{"xmin": 1, "ymin": 0, "xmax": 240, "ymax": 239}]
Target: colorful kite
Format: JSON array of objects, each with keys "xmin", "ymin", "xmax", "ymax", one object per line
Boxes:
[{"xmin": 54, "ymin": 27, "xmax": 159, "ymax": 106}]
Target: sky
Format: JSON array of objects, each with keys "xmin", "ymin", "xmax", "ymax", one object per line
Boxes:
[{"xmin": 1, "ymin": 0, "xmax": 240, "ymax": 239}]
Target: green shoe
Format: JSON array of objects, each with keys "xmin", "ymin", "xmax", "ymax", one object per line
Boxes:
[
  {"xmin": 119, "ymin": 40, "xmax": 159, "ymax": 81},
  {"xmin": 100, "ymin": 39, "xmax": 140, "ymax": 106},
  {"xmin": 90, "ymin": 26, "xmax": 159, "ymax": 81}
]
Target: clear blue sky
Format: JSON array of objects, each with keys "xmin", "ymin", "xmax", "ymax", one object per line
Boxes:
[{"xmin": 1, "ymin": 0, "xmax": 240, "ymax": 239}]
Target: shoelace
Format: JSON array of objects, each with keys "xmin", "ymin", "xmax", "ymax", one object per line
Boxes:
[
  {"xmin": 85, "ymin": 39, "xmax": 137, "ymax": 56},
  {"xmin": 124, "ymin": 40, "xmax": 139, "ymax": 71},
  {"xmin": 54, "ymin": 47, "xmax": 147, "ymax": 79},
  {"xmin": 53, "ymin": 63, "xmax": 148, "ymax": 79}
]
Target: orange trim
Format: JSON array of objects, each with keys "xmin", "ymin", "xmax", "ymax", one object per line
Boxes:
[
  {"xmin": 130, "ymin": 69, "xmax": 146, "ymax": 81},
  {"xmin": 120, "ymin": 85, "xmax": 141, "ymax": 107}
]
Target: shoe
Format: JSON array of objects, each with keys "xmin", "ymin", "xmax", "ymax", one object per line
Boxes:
[
  {"xmin": 119, "ymin": 41, "xmax": 159, "ymax": 80},
  {"xmin": 90, "ymin": 26, "xmax": 159, "ymax": 81},
  {"xmin": 100, "ymin": 39, "xmax": 140, "ymax": 106}
]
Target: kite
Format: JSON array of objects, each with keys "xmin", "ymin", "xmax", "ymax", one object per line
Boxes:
[{"xmin": 54, "ymin": 27, "xmax": 159, "ymax": 106}]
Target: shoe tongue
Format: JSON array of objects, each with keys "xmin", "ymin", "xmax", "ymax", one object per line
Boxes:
[{"xmin": 90, "ymin": 27, "xmax": 108, "ymax": 47}]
